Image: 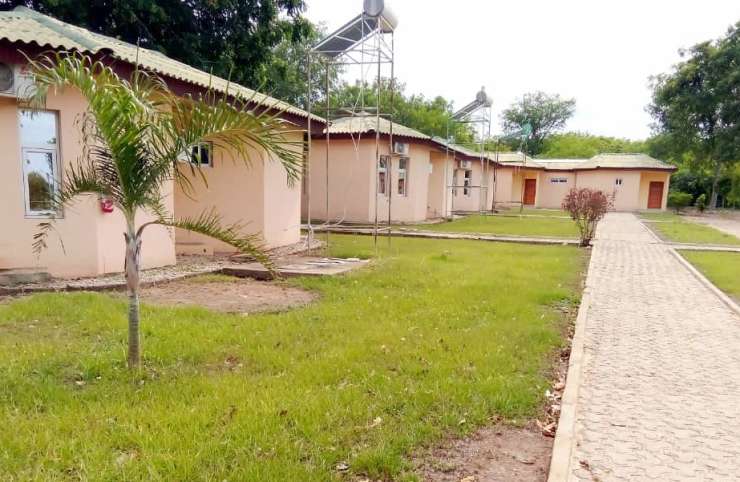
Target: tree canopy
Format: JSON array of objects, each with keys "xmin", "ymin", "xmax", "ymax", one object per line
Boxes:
[
  {"xmin": 539, "ymin": 132, "xmax": 647, "ymax": 159},
  {"xmin": 0, "ymin": 0, "xmax": 311, "ymax": 95},
  {"xmin": 329, "ymin": 80, "xmax": 475, "ymax": 144},
  {"xmin": 500, "ymin": 91, "xmax": 576, "ymax": 156},
  {"xmin": 649, "ymin": 21, "xmax": 739, "ymax": 207}
]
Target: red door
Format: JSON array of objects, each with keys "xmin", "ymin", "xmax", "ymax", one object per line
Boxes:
[
  {"xmin": 648, "ymin": 181, "xmax": 664, "ymax": 209},
  {"xmin": 523, "ymin": 179, "xmax": 537, "ymax": 205}
]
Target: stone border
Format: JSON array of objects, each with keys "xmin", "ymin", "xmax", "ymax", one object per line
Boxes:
[
  {"xmin": 547, "ymin": 244, "xmax": 596, "ymax": 482},
  {"xmin": 669, "ymin": 249, "xmax": 740, "ymax": 317}
]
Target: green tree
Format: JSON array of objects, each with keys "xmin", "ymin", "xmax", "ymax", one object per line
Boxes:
[
  {"xmin": 649, "ymin": 21, "xmax": 740, "ymax": 208},
  {"xmin": 27, "ymin": 53, "xmax": 302, "ymax": 369},
  {"xmin": 265, "ymin": 22, "xmax": 342, "ymax": 109},
  {"xmin": 540, "ymin": 132, "xmax": 647, "ymax": 158},
  {"xmin": 1, "ymin": 0, "xmax": 310, "ymax": 92},
  {"xmin": 501, "ymin": 91, "xmax": 576, "ymax": 156},
  {"xmin": 329, "ymin": 80, "xmax": 475, "ymax": 144}
]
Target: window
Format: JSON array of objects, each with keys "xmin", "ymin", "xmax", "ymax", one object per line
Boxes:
[
  {"xmin": 190, "ymin": 142, "xmax": 213, "ymax": 166},
  {"xmin": 397, "ymin": 157, "xmax": 409, "ymax": 196},
  {"xmin": 19, "ymin": 110, "xmax": 59, "ymax": 216},
  {"xmin": 615, "ymin": 178, "xmax": 623, "ymax": 186},
  {"xmin": 301, "ymin": 133, "xmax": 308, "ymax": 194},
  {"xmin": 550, "ymin": 177, "xmax": 568, "ymax": 184},
  {"xmin": 452, "ymin": 170, "xmax": 458, "ymax": 196},
  {"xmin": 378, "ymin": 155, "xmax": 389, "ymax": 195},
  {"xmin": 463, "ymin": 169, "xmax": 472, "ymax": 196}
]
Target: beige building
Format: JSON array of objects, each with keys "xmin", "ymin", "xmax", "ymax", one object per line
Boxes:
[
  {"xmin": 303, "ymin": 117, "xmax": 484, "ymax": 224},
  {"xmin": 492, "ymin": 153, "xmax": 676, "ymax": 211},
  {"xmin": 0, "ymin": 7, "xmax": 320, "ymax": 278}
]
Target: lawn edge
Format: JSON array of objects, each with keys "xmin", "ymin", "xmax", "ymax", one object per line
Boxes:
[
  {"xmin": 547, "ymin": 249, "xmax": 595, "ymax": 482},
  {"xmin": 670, "ymin": 249, "xmax": 740, "ymax": 317}
]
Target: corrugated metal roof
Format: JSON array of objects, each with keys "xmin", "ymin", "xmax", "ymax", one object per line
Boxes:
[
  {"xmin": 586, "ymin": 153, "xmax": 675, "ymax": 170},
  {"xmin": 0, "ymin": 6, "xmax": 321, "ymax": 121},
  {"xmin": 327, "ymin": 115, "xmax": 430, "ymax": 140}
]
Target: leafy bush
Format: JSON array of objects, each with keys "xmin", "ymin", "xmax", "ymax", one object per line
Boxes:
[
  {"xmin": 562, "ymin": 188, "xmax": 613, "ymax": 246},
  {"xmin": 695, "ymin": 193, "xmax": 707, "ymax": 213},
  {"xmin": 668, "ymin": 191, "xmax": 692, "ymax": 213}
]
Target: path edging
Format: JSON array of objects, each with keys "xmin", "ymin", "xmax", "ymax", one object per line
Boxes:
[
  {"xmin": 669, "ymin": 248, "xmax": 740, "ymax": 317},
  {"xmin": 547, "ymin": 248, "xmax": 596, "ymax": 482}
]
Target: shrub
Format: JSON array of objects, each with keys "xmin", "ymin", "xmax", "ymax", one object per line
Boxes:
[
  {"xmin": 668, "ymin": 191, "xmax": 692, "ymax": 213},
  {"xmin": 695, "ymin": 193, "xmax": 707, "ymax": 213},
  {"xmin": 562, "ymin": 188, "xmax": 613, "ymax": 247}
]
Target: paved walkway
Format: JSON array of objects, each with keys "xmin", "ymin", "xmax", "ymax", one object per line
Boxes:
[{"xmin": 565, "ymin": 213, "xmax": 740, "ymax": 481}]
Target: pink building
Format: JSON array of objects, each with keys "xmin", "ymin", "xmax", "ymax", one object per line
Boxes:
[{"xmin": 0, "ymin": 7, "xmax": 322, "ymax": 279}]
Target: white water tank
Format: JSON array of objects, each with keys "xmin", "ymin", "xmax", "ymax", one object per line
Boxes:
[{"xmin": 363, "ymin": 0, "xmax": 398, "ymax": 31}]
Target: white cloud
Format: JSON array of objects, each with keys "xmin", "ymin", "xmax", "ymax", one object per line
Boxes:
[{"xmin": 305, "ymin": 0, "xmax": 740, "ymax": 139}]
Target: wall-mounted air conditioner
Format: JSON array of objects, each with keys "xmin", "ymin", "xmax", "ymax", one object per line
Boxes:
[
  {"xmin": 458, "ymin": 160, "xmax": 472, "ymax": 170},
  {"xmin": 0, "ymin": 63, "xmax": 35, "ymax": 99},
  {"xmin": 393, "ymin": 141, "xmax": 409, "ymax": 156}
]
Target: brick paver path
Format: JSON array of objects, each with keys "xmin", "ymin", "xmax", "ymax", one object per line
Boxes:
[{"xmin": 568, "ymin": 213, "xmax": 740, "ymax": 481}]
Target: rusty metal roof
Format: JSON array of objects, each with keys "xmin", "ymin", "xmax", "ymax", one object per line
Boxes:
[{"xmin": 0, "ymin": 6, "xmax": 322, "ymax": 122}]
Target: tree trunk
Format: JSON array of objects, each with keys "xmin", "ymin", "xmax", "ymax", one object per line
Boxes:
[
  {"xmin": 124, "ymin": 224, "xmax": 142, "ymax": 369},
  {"xmin": 709, "ymin": 161, "xmax": 721, "ymax": 209}
]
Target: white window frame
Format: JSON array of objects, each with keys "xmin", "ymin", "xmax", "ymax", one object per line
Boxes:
[
  {"xmin": 550, "ymin": 177, "xmax": 568, "ymax": 184},
  {"xmin": 190, "ymin": 141, "xmax": 213, "ymax": 167},
  {"xmin": 377, "ymin": 155, "xmax": 389, "ymax": 196},
  {"xmin": 18, "ymin": 109, "xmax": 61, "ymax": 218},
  {"xmin": 463, "ymin": 169, "xmax": 472, "ymax": 197},
  {"xmin": 397, "ymin": 156, "xmax": 409, "ymax": 196},
  {"xmin": 615, "ymin": 178, "xmax": 623, "ymax": 186}
]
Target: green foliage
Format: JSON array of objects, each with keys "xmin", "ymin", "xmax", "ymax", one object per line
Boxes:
[
  {"xmin": 1, "ymin": 0, "xmax": 311, "ymax": 94},
  {"xmin": 500, "ymin": 91, "xmax": 576, "ymax": 156},
  {"xmin": 540, "ymin": 132, "xmax": 647, "ymax": 159},
  {"xmin": 0, "ymin": 234, "xmax": 584, "ymax": 479},
  {"xmin": 330, "ymin": 80, "xmax": 475, "ymax": 144},
  {"xmin": 649, "ymin": 21, "xmax": 740, "ymax": 207},
  {"xmin": 667, "ymin": 191, "xmax": 692, "ymax": 213},
  {"xmin": 695, "ymin": 193, "xmax": 707, "ymax": 212}
]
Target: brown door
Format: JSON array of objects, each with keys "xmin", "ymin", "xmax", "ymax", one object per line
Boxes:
[
  {"xmin": 523, "ymin": 179, "xmax": 537, "ymax": 205},
  {"xmin": 648, "ymin": 181, "xmax": 664, "ymax": 209}
]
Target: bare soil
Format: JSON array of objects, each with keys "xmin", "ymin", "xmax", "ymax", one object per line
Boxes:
[
  {"xmin": 131, "ymin": 276, "xmax": 317, "ymax": 314},
  {"xmin": 414, "ymin": 424, "xmax": 553, "ymax": 481}
]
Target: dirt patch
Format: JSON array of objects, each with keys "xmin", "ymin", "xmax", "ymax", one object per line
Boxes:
[
  {"xmin": 414, "ymin": 424, "xmax": 553, "ymax": 481},
  {"xmin": 130, "ymin": 275, "xmax": 317, "ymax": 314}
]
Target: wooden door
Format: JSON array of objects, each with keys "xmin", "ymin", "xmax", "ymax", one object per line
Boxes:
[
  {"xmin": 523, "ymin": 179, "xmax": 537, "ymax": 205},
  {"xmin": 648, "ymin": 181, "xmax": 664, "ymax": 209}
]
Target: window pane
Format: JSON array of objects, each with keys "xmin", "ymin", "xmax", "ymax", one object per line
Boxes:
[
  {"xmin": 25, "ymin": 150, "xmax": 55, "ymax": 211},
  {"xmin": 19, "ymin": 110, "xmax": 57, "ymax": 147}
]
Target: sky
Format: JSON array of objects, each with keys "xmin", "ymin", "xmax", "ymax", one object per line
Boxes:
[{"xmin": 304, "ymin": 0, "xmax": 740, "ymax": 140}]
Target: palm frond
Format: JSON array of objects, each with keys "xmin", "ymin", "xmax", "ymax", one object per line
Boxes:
[{"xmin": 144, "ymin": 209, "xmax": 277, "ymax": 276}]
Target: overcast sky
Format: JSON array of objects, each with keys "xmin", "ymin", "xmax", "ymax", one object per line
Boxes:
[{"xmin": 304, "ymin": 0, "xmax": 740, "ymax": 140}]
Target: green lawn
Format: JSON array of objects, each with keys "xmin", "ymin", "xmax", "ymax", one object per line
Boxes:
[
  {"xmin": 497, "ymin": 208, "xmax": 569, "ymax": 218},
  {"xmin": 681, "ymin": 250, "xmax": 740, "ymax": 301},
  {"xmin": 423, "ymin": 214, "xmax": 579, "ymax": 238},
  {"xmin": 0, "ymin": 235, "xmax": 584, "ymax": 481},
  {"xmin": 640, "ymin": 213, "xmax": 740, "ymax": 245}
]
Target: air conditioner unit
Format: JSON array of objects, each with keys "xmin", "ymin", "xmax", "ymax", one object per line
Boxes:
[
  {"xmin": 458, "ymin": 160, "xmax": 472, "ymax": 170},
  {"xmin": 393, "ymin": 141, "xmax": 409, "ymax": 156},
  {"xmin": 0, "ymin": 63, "xmax": 35, "ymax": 99}
]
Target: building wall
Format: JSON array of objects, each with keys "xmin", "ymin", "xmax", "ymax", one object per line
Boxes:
[
  {"xmin": 451, "ymin": 158, "xmax": 491, "ymax": 212},
  {"xmin": 304, "ymin": 137, "xmax": 432, "ymax": 224},
  {"xmin": 427, "ymin": 150, "xmax": 456, "ymax": 218},
  {"xmin": 175, "ymin": 129, "xmax": 303, "ymax": 252},
  {"xmin": 0, "ymin": 89, "xmax": 175, "ymax": 278},
  {"xmin": 493, "ymin": 166, "xmax": 515, "ymax": 208},
  {"xmin": 638, "ymin": 171, "xmax": 671, "ymax": 210},
  {"xmin": 576, "ymin": 170, "xmax": 642, "ymax": 211},
  {"xmin": 536, "ymin": 171, "xmax": 576, "ymax": 209}
]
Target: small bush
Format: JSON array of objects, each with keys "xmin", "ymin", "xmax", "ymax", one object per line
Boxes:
[
  {"xmin": 695, "ymin": 193, "xmax": 707, "ymax": 213},
  {"xmin": 562, "ymin": 188, "xmax": 613, "ymax": 247},
  {"xmin": 668, "ymin": 191, "xmax": 692, "ymax": 213}
]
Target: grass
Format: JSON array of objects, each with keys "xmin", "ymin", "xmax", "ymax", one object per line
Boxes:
[
  {"xmin": 0, "ymin": 235, "xmax": 584, "ymax": 481},
  {"xmin": 680, "ymin": 250, "xmax": 740, "ymax": 302},
  {"xmin": 498, "ymin": 208, "xmax": 569, "ymax": 218},
  {"xmin": 640, "ymin": 213, "xmax": 740, "ymax": 245},
  {"xmin": 422, "ymin": 214, "xmax": 579, "ymax": 238}
]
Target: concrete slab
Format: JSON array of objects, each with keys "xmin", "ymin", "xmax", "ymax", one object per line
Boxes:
[{"xmin": 221, "ymin": 257, "xmax": 369, "ymax": 280}]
